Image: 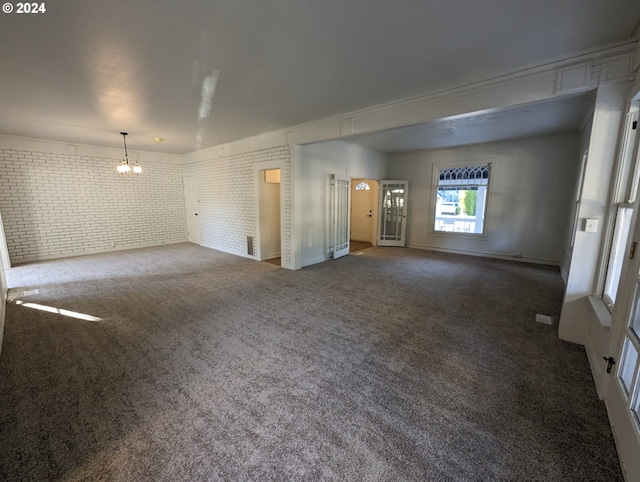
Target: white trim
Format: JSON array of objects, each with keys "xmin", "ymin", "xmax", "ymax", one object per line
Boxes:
[
  {"xmin": 406, "ymin": 243, "xmax": 560, "ymax": 266},
  {"xmin": 9, "ymin": 240, "xmax": 188, "ymax": 266},
  {"xmin": 595, "ymin": 103, "xmax": 640, "ymax": 305},
  {"xmin": 0, "ymin": 133, "xmax": 181, "ymax": 163},
  {"xmin": 180, "ymin": 41, "xmax": 637, "ymax": 161},
  {"xmin": 431, "ymin": 160, "xmax": 494, "ymax": 237},
  {"xmin": 585, "ymin": 335, "xmax": 606, "ymax": 399},
  {"xmin": 588, "ymin": 295, "xmax": 613, "ymax": 328},
  {"xmin": 254, "ymin": 160, "xmax": 286, "ymax": 263}
]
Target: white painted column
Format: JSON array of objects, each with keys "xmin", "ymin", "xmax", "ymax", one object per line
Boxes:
[{"xmin": 559, "ymin": 81, "xmax": 633, "ymax": 345}]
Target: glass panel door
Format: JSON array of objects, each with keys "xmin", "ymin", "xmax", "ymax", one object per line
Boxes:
[
  {"xmin": 604, "ymin": 210, "xmax": 640, "ymax": 480},
  {"xmin": 332, "ymin": 174, "xmax": 351, "ymax": 259},
  {"xmin": 378, "ymin": 180, "xmax": 408, "ymax": 247}
]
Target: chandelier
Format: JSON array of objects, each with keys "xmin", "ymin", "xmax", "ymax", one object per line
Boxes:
[{"xmin": 117, "ymin": 132, "xmax": 142, "ymax": 174}]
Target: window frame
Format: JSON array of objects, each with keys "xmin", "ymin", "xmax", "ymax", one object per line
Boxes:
[
  {"xmin": 430, "ymin": 160, "xmax": 493, "ymax": 238},
  {"xmin": 597, "ymin": 103, "xmax": 640, "ymax": 313}
]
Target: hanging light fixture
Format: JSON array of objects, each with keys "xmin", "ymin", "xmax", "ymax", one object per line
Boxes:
[{"xmin": 117, "ymin": 132, "xmax": 142, "ymax": 174}]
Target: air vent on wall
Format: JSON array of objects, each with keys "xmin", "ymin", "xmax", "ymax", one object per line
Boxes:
[{"xmin": 247, "ymin": 236, "xmax": 254, "ymax": 256}]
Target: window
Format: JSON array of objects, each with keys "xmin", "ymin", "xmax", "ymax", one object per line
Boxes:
[
  {"xmin": 600, "ymin": 105, "xmax": 639, "ymax": 312},
  {"xmin": 603, "ymin": 206, "xmax": 633, "ymax": 309},
  {"xmin": 434, "ymin": 164, "xmax": 490, "ymax": 234},
  {"xmin": 355, "ymin": 181, "xmax": 371, "ymax": 191}
]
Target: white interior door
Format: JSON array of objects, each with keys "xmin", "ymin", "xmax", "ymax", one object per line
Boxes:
[
  {"xmin": 332, "ymin": 174, "xmax": 351, "ymax": 259},
  {"xmin": 183, "ymin": 175, "xmax": 200, "ymax": 244},
  {"xmin": 604, "ymin": 202, "xmax": 640, "ymax": 481},
  {"xmin": 378, "ymin": 180, "xmax": 408, "ymax": 247}
]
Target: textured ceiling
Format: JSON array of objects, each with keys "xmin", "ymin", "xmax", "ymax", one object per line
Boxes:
[{"xmin": 0, "ymin": 0, "xmax": 639, "ymax": 153}]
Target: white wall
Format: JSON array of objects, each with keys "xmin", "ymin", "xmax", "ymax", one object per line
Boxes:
[
  {"xmin": 181, "ymin": 146, "xmax": 293, "ymax": 266},
  {"xmin": 386, "ymin": 133, "xmax": 580, "ymax": 264},
  {"xmin": 0, "ymin": 136, "xmax": 187, "ymax": 264},
  {"xmin": 559, "ymin": 82, "xmax": 632, "ymax": 345},
  {"xmin": 299, "ymin": 141, "xmax": 386, "ymax": 266},
  {"xmin": 560, "ymin": 108, "xmax": 594, "ymax": 282}
]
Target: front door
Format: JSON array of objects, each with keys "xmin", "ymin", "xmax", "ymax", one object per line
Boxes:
[
  {"xmin": 604, "ymin": 203, "xmax": 640, "ymax": 480},
  {"xmin": 183, "ymin": 175, "xmax": 200, "ymax": 245},
  {"xmin": 351, "ymin": 180, "xmax": 376, "ymax": 242},
  {"xmin": 378, "ymin": 180, "xmax": 408, "ymax": 247}
]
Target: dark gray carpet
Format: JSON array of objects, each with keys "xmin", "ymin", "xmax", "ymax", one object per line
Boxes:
[{"xmin": 0, "ymin": 244, "xmax": 622, "ymax": 481}]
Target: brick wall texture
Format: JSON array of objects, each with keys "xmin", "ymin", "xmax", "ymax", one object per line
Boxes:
[
  {"xmin": 182, "ymin": 146, "xmax": 292, "ymax": 266},
  {"xmin": 0, "ymin": 149, "xmax": 187, "ymax": 263}
]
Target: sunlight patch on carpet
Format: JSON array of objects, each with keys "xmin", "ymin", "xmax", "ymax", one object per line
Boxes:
[{"xmin": 13, "ymin": 300, "xmax": 102, "ymax": 322}]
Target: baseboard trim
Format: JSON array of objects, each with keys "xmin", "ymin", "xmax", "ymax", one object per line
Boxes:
[
  {"xmin": 585, "ymin": 337, "xmax": 605, "ymax": 400},
  {"xmin": 302, "ymin": 256, "xmax": 327, "ymax": 267},
  {"xmin": 0, "ymin": 288, "xmax": 6, "ymax": 360},
  {"xmin": 406, "ymin": 244, "xmax": 560, "ymax": 266},
  {"xmin": 10, "ymin": 239, "xmax": 189, "ymax": 266},
  {"xmin": 198, "ymin": 242, "xmax": 258, "ymax": 261}
]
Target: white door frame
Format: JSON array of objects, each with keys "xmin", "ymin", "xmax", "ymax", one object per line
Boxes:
[
  {"xmin": 604, "ymin": 197, "xmax": 640, "ymax": 480},
  {"xmin": 602, "ymin": 86, "xmax": 640, "ymax": 481},
  {"xmin": 254, "ymin": 160, "xmax": 286, "ymax": 262}
]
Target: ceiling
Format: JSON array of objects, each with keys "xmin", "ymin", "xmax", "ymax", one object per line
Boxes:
[
  {"xmin": 344, "ymin": 93, "xmax": 595, "ymax": 153},
  {"xmin": 0, "ymin": 1, "xmax": 639, "ymax": 154}
]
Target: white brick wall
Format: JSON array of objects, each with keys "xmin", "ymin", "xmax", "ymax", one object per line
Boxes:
[
  {"xmin": 0, "ymin": 148, "xmax": 187, "ymax": 263},
  {"xmin": 182, "ymin": 146, "xmax": 292, "ymax": 266}
]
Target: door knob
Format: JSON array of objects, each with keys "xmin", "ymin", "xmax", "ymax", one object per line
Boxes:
[{"xmin": 603, "ymin": 356, "xmax": 616, "ymax": 374}]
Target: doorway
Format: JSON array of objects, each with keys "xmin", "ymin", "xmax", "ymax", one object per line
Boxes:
[
  {"xmin": 183, "ymin": 175, "xmax": 200, "ymax": 244},
  {"xmin": 350, "ymin": 179, "xmax": 378, "ymax": 250},
  {"xmin": 257, "ymin": 168, "xmax": 282, "ymax": 265}
]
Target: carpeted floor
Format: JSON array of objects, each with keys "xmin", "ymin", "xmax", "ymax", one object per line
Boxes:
[{"xmin": 0, "ymin": 243, "xmax": 622, "ymax": 481}]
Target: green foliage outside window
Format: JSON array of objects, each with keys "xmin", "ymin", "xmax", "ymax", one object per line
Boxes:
[{"xmin": 462, "ymin": 190, "xmax": 477, "ymax": 216}]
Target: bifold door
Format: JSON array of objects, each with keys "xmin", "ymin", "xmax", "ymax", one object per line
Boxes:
[{"xmin": 332, "ymin": 174, "xmax": 351, "ymax": 259}]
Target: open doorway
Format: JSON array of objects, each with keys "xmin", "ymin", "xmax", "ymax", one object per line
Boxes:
[
  {"xmin": 350, "ymin": 179, "xmax": 378, "ymax": 253},
  {"xmin": 257, "ymin": 168, "xmax": 282, "ymax": 265}
]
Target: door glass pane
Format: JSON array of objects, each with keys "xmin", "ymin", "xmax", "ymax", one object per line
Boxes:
[
  {"xmin": 335, "ymin": 178, "xmax": 349, "ymax": 251},
  {"xmin": 603, "ymin": 206, "xmax": 633, "ymax": 309},
  {"xmin": 380, "ymin": 184, "xmax": 404, "ymax": 241},
  {"xmin": 632, "ymin": 377, "xmax": 640, "ymax": 427},
  {"xmin": 632, "ymin": 286, "xmax": 640, "ymax": 339},
  {"xmin": 620, "ymin": 337, "xmax": 639, "ymax": 397}
]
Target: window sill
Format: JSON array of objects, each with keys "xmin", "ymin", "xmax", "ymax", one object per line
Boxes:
[{"xmin": 588, "ymin": 296, "xmax": 612, "ymax": 328}]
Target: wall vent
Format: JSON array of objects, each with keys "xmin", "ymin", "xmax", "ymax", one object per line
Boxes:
[{"xmin": 247, "ymin": 236, "xmax": 254, "ymax": 256}]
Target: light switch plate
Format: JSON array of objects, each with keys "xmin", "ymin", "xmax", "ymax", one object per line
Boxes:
[{"xmin": 585, "ymin": 218, "xmax": 598, "ymax": 233}]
